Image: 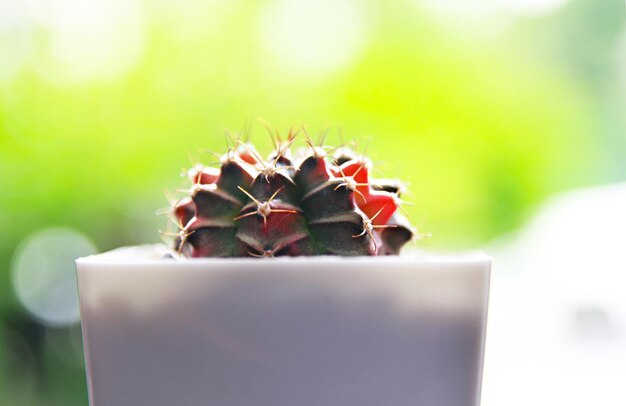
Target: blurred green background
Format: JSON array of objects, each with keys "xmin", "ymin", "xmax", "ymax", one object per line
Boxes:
[{"xmin": 0, "ymin": 0, "xmax": 624, "ymax": 404}]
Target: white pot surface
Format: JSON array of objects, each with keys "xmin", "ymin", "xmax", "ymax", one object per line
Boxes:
[{"xmin": 76, "ymin": 245, "xmax": 491, "ymax": 406}]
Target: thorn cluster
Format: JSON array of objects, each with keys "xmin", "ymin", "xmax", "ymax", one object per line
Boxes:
[{"xmin": 166, "ymin": 126, "xmax": 421, "ymax": 257}]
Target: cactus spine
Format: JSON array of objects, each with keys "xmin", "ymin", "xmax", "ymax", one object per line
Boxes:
[{"xmin": 169, "ymin": 129, "xmax": 415, "ymax": 257}]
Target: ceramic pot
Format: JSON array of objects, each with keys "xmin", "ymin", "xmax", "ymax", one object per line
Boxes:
[{"xmin": 76, "ymin": 245, "xmax": 490, "ymax": 406}]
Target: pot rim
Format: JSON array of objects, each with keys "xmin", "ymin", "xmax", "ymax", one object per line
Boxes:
[{"xmin": 76, "ymin": 244, "xmax": 492, "ymax": 267}]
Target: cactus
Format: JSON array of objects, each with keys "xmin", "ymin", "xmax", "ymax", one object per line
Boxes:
[{"xmin": 168, "ymin": 129, "xmax": 416, "ymax": 257}]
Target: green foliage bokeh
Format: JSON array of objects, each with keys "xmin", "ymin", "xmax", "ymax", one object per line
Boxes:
[{"xmin": 0, "ymin": 0, "xmax": 623, "ymax": 404}]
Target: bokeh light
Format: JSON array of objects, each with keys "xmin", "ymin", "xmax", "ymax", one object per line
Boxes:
[
  {"xmin": 11, "ymin": 228, "xmax": 97, "ymax": 327},
  {"xmin": 0, "ymin": 2, "xmax": 32, "ymax": 82},
  {"xmin": 38, "ymin": 0, "xmax": 145, "ymax": 84},
  {"xmin": 261, "ymin": 0, "xmax": 369, "ymax": 78}
]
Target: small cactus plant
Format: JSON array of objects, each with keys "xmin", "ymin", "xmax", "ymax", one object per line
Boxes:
[{"xmin": 168, "ymin": 128, "xmax": 416, "ymax": 257}]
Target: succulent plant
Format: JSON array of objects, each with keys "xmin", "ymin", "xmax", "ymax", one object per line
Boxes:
[{"xmin": 168, "ymin": 129, "xmax": 416, "ymax": 257}]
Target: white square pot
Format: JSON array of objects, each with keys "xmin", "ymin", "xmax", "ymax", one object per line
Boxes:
[{"xmin": 76, "ymin": 245, "xmax": 491, "ymax": 406}]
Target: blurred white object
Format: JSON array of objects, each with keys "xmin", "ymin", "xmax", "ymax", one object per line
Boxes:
[
  {"xmin": 483, "ymin": 182, "xmax": 626, "ymax": 406},
  {"xmin": 77, "ymin": 246, "xmax": 490, "ymax": 406}
]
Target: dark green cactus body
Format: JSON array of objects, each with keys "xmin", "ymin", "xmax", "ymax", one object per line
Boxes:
[
  {"xmin": 379, "ymin": 213, "xmax": 413, "ymax": 255},
  {"xmin": 234, "ymin": 172, "xmax": 316, "ymax": 256},
  {"xmin": 295, "ymin": 156, "xmax": 374, "ymax": 256},
  {"xmin": 180, "ymin": 159, "xmax": 253, "ymax": 257},
  {"xmin": 172, "ymin": 137, "xmax": 416, "ymax": 258}
]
